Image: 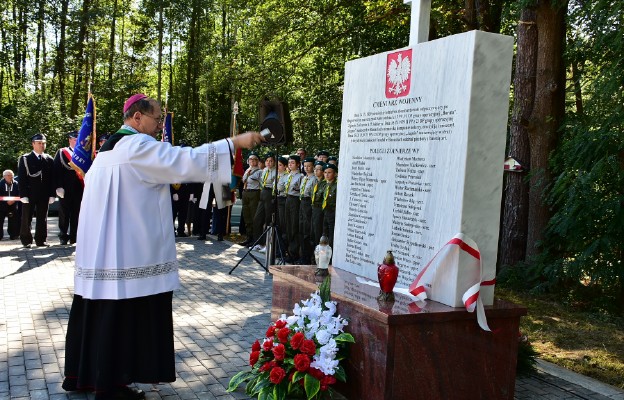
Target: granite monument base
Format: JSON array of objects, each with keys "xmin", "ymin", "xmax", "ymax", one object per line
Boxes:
[{"xmin": 270, "ymin": 265, "xmax": 526, "ymax": 400}]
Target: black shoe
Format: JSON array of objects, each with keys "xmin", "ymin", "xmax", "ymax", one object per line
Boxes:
[
  {"xmin": 197, "ymin": 235, "xmax": 206, "ymax": 240},
  {"xmin": 36, "ymin": 242, "xmax": 49, "ymax": 247},
  {"xmin": 10, "ymin": 236, "xmax": 18, "ymax": 240},
  {"xmin": 177, "ymin": 232, "xmax": 188, "ymax": 237},
  {"xmin": 60, "ymin": 239, "xmax": 68, "ymax": 245},
  {"xmin": 23, "ymin": 243, "xmax": 32, "ymax": 248}
]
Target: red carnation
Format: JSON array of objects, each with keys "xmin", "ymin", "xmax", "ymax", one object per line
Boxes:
[
  {"xmin": 275, "ymin": 319, "xmax": 287, "ymax": 329},
  {"xmin": 262, "ymin": 339, "xmax": 274, "ymax": 352},
  {"xmin": 277, "ymin": 327, "xmax": 290, "ymax": 344},
  {"xmin": 293, "ymin": 353, "xmax": 311, "ymax": 372},
  {"xmin": 300, "ymin": 339, "xmax": 316, "ymax": 356},
  {"xmin": 266, "ymin": 325, "xmax": 276, "ymax": 338},
  {"xmin": 272, "ymin": 343, "xmax": 286, "ymax": 361},
  {"xmin": 290, "ymin": 332, "xmax": 305, "ymax": 350},
  {"xmin": 249, "ymin": 351, "xmax": 260, "ymax": 366},
  {"xmin": 251, "ymin": 340, "xmax": 261, "ymax": 352},
  {"xmin": 308, "ymin": 367, "xmax": 324, "ymax": 380},
  {"xmin": 320, "ymin": 375, "xmax": 336, "ymax": 391},
  {"xmin": 269, "ymin": 366, "xmax": 286, "ymax": 384}
]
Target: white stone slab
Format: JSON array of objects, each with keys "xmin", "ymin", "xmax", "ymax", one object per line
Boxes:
[{"xmin": 333, "ymin": 30, "xmax": 513, "ymax": 307}]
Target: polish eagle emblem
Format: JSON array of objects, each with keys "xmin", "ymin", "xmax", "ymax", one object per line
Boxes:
[{"xmin": 385, "ymin": 49, "xmax": 412, "ymax": 98}]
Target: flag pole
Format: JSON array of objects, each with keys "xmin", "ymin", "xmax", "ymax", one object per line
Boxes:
[
  {"xmin": 88, "ymin": 74, "xmax": 96, "ymax": 160},
  {"xmin": 227, "ymin": 101, "xmax": 239, "ymax": 235}
]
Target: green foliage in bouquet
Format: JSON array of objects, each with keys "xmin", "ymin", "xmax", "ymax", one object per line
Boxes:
[{"xmin": 228, "ymin": 277, "xmax": 355, "ymax": 400}]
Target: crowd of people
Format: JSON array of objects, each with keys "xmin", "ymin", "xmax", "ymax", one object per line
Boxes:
[
  {"xmin": 236, "ymin": 147, "xmax": 339, "ymax": 264},
  {"xmin": 0, "ymin": 132, "xmax": 111, "ymax": 247}
]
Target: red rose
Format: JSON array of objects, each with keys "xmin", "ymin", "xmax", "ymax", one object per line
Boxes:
[
  {"xmin": 251, "ymin": 340, "xmax": 261, "ymax": 352},
  {"xmin": 308, "ymin": 367, "xmax": 324, "ymax": 380},
  {"xmin": 266, "ymin": 325, "xmax": 276, "ymax": 337},
  {"xmin": 259, "ymin": 361, "xmax": 275, "ymax": 372},
  {"xmin": 277, "ymin": 327, "xmax": 290, "ymax": 343},
  {"xmin": 269, "ymin": 366, "xmax": 286, "ymax": 384},
  {"xmin": 272, "ymin": 343, "xmax": 286, "ymax": 361},
  {"xmin": 293, "ymin": 353, "xmax": 311, "ymax": 372},
  {"xmin": 249, "ymin": 351, "xmax": 260, "ymax": 366},
  {"xmin": 321, "ymin": 375, "xmax": 336, "ymax": 387},
  {"xmin": 262, "ymin": 339, "xmax": 273, "ymax": 351},
  {"xmin": 290, "ymin": 332, "xmax": 305, "ymax": 349},
  {"xmin": 300, "ymin": 339, "xmax": 316, "ymax": 356}
]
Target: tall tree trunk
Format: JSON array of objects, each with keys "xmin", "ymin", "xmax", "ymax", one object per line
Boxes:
[
  {"xmin": 108, "ymin": 0, "xmax": 117, "ymax": 82},
  {"xmin": 498, "ymin": 8, "xmax": 538, "ymax": 268},
  {"xmin": 464, "ymin": 0, "xmax": 504, "ymax": 33},
  {"xmin": 525, "ymin": 0, "xmax": 568, "ymax": 259},
  {"xmin": 157, "ymin": 5, "xmax": 164, "ymax": 102},
  {"xmin": 55, "ymin": 0, "xmax": 69, "ymax": 112},
  {"xmin": 70, "ymin": 0, "xmax": 92, "ymax": 116},
  {"xmin": 35, "ymin": 0, "xmax": 45, "ymax": 91},
  {"xmin": 571, "ymin": 61, "xmax": 583, "ymax": 115}
]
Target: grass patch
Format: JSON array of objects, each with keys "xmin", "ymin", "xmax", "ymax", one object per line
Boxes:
[{"xmin": 497, "ymin": 288, "xmax": 624, "ymax": 389}]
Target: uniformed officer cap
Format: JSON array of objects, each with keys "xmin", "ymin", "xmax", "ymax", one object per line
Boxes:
[
  {"xmin": 303, "ymin": 157, "xmax": 315, "ymax": 164},
  {"xmin": 277, "ymin": 156, "xmax": 288, "ymax": 165},
  {"xmin": 314, "ymin": 161, "xmax": 326, "ymax": 168},
  {"xmin": 316, "ymin": 150, "xmax": 329, "ymax": 157},
  {"xmin": 324, "ymin": 164, "xmax": 338, "ymax": 173},
  {"xmin": 31, "ymin": 133, "xmax": 46, "ymax": 142},
  {"xmin": 288, "ymin": 154, "xmax": 301, "ymax": 163},
  {"xmin": 98, "ymin": 134, "xmax": 110, "ymax": 142},
  {"xmin": 67, "ymin": 131, "xmax": 78, "ymax": 139}
]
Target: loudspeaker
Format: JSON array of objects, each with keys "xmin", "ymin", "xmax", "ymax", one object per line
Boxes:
[{"xmin": 259, "ymin": 100, "xmax": 292, "ymax": 146}]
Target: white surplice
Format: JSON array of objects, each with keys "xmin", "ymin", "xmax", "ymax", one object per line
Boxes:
[{"xmin": 74, "ymin": 133, "xmax": 232, "ymax": 300}]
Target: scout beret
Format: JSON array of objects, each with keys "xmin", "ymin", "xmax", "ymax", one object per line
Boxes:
[
  {"xmin": 324, "ymin": 164, "xmax": 338, "ymax": 173},
  {"xmin": 303, "ymin": 157, "xmax": 315, "ymax": 164},
  {"xmin": 288, "ymin": 155, "xmax": 301, "ymax": 163},
  {"xmin": 316, "ymin": 150, "xmax": 329, "ymax": 157}
]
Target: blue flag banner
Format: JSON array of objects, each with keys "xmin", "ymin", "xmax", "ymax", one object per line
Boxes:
[
  {"xmin": 70, "ymin": 94, "xmax": 96, "ymax": 177},
  {"xmin": 162, "ymin": 112, "xmax": 174, "ymax": 144}
]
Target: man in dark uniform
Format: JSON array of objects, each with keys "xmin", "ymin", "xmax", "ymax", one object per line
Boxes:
[
  {"xmin": 298, "ymin": 157, "xmax": 317, "ymax": 264},
  {"xmin": 54, "ymin": 131, "xmax": 84, "ymax": 245},
  {"xmin": 18, "ymin": 133, "xmax": 56, "ymax": 247},
  {"xmin": 310, "ymin": 161, "xmax": 327, "ymax": 248},
  {"xmin": 284, "ymin": 154, "xmax": 302, "ymax": 262},
  {"xmin": 0, "ymin": 169, "xmax": 20, "ymax": 240},
  {"xmin": 170, "ymin": 183, "xmax": 190, "ymax": 237}
]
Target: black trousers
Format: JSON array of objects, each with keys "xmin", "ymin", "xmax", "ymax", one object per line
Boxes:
[
  {"xmin": 311, "ymin": 205, "xmax": 324, "ymax": 248},
  {"xmin": 0, "ymin": 204, "xmax": 20, "ymax": 239},
  {"xmin": 252, "ymin": 189, "xmax": 274, "ymax": 244},
  {"xmin": 285, "ymin": 195, "xmax": 300, "ymax": 259},
  {"xmin": 323, "ymin": 208, "xmax": 336, "ymax": 248},
  {"xmin": 299, "ymin": 198, "xmax": 313, "ymax": 263},
  {"xmin": 58, "ymin": 193, "xmax": 83, "ymax": 243},
  {"xmin": 20, "ymin": 198, "xmax": 49, "ymax": 245}
]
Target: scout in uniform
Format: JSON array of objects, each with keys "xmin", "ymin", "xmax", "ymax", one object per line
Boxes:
[
  {"xmin": 284, "ymin": 155, "xmax": 302, "ymax": 262},
  {"xmin": 310, "ymin": 161, "xmax": 327, "ymax": 250},
  {"xmin": 298, "ymin": 157, "xmax": 317, "ymax": 264},
  {"xmin": 241, "ymin": 152, "xmax": 262, "ymax": 246},
  {"xmin": 322, "ymin": 163, "xmax": 338, "ymax": 247},
  {"xmin": 252, "ymin": 152, "xmax": 276, "ymax": 252}
]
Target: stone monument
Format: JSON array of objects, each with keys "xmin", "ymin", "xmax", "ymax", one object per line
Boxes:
[{"xmin": 332, "ymin": 0, "xmax": 514, "ymax": 309}]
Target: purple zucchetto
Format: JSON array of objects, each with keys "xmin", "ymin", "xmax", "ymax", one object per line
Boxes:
[{"xmin": 123, "ymin": 93, "xmax": 148, "ymax": 113}]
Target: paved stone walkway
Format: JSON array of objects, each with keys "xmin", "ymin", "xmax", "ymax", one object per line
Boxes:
[{"xmin": 1, "ymin": 218, "xmax": 623, "ymax": 399}]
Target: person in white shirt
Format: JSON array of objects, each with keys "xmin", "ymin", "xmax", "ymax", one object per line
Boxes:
[{"xmin": 62, "ymin": 93, "xmax": 264, "ymax": 400}]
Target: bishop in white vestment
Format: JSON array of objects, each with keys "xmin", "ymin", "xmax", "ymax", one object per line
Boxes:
[{"xmin": 63, "ymin": 94, "xmax": 264, "ymax": 400}]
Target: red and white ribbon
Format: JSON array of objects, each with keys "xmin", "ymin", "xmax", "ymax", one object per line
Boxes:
[
  {"xmin": 0, "ymin": 196, "xmax": 21, "ymax": 201},
  {"xmin": 409, "ymin": 233, "xmax": 496, "ymax": 331}
]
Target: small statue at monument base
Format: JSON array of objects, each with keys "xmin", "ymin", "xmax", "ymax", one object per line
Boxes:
[{"xmin": 314, "ymin": 235, "xmax": 332, "ymax": 276}]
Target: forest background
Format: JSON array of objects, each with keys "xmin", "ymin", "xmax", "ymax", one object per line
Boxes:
[{"xmin": 0, "ymin": 0, "xmax": 622, "ymax": 387}]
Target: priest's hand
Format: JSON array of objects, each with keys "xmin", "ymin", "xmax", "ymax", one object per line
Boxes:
[
  {"xmin": 20, "ymin": 197, "xmax": 29, "ymax": 204},
  {"xmin": 56, "ymin": 188, "xmax": 65, "ymax": 198},
  {"xmin": 231, "ymin": 131, "xmax": 265, "ymax": 150},
  {"xmin": 49, "ymin": 197, "xmax": 56, "ymax": 205}
]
